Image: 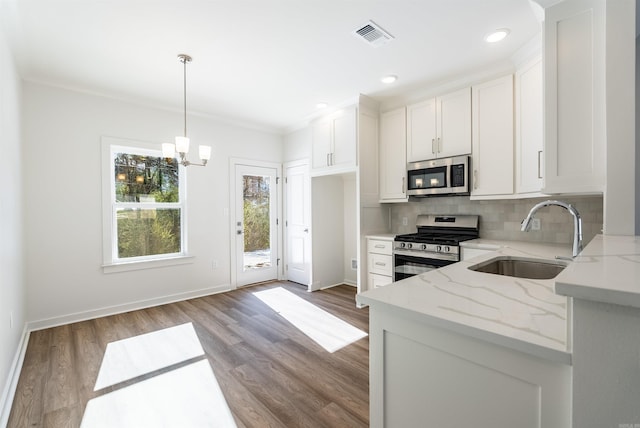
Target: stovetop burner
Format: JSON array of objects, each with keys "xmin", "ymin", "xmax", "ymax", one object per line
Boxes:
[{"xmin": 394, "ymin": 214, "xmax": 480, "ymax": 251}]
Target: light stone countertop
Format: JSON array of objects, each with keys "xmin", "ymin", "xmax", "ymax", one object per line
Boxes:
[
  {"xmin": 555, "ymin": 234, "xmax": 640, "ymax": 308},
  {"xmin": 357, "ymin": 239, "xmax": 574, "ymax": 364}
]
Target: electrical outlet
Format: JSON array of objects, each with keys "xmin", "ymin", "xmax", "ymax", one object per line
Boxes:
[
  {"xmin": 351, "ymin": 258, "xmax": 357, "ymax": 270},
  {"xmin": 531, "ymin": 218, "xmax": 541, "ymax": 231},
  {"xmin": 212, "ymin": 260, "xmax": 218, "ymax": 269},
  {"xmin": 402, "ymin": 217, "xmax": 408, "ymax": 226}
]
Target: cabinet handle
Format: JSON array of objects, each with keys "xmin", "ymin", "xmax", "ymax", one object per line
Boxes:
[
  {"xmin": 331, "ymin": 152, "xmax": 334, "ymax": 165},
  {"xmin": 375, "ymin": 262, "xmax": 387, "ymax": 267},
  {"xmin": 326, "ymin": 153, "xmax": 330, "ymax": 167},
  {"xmin": 437, "ymin": 137, "xmax": 441, "ymax": 153},
  {"xmin": 473, "ymin": 169, "xmax": 478, "ymax": 189},
  {"xmin": 537, "ymin": 150, "xmax": 543, "ymax": 179},
  {"xmin": 402, "ymin": 176, "xmax": 405, "ymax": 194},
  {"xmin": 374, "ymin": 244, "xmax": 385, "ymax": 249},
  {"xmin": 431, "ymin": 138, "xmax": 435, "ymax": 154}
]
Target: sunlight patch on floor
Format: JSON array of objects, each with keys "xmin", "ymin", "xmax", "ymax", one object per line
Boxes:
[
  {"xmin": 81, "ymin": 359, "xmax": 236, "ymax": 428},
  {"xmin": 253, "ymin": 287, "xmax": 368, "ymax": 353},
  {"xmin": 94, "ymin": 323, "xmax": 204, "ymax": 390}
]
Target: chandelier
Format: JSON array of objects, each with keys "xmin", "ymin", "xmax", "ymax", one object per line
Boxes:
[{"xmin": 162, "ymin": 54, "xmax": 212, "ymax": 167}]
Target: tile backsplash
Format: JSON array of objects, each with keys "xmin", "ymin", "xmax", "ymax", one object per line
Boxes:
[{"xmin": 390, "ymin": 195, "xmax": 603, "ymax": 247}]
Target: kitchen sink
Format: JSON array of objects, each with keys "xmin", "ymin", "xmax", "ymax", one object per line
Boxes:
[{"xmin": 468, "ymin": 256, "xmax": 567, "ymax": 280}]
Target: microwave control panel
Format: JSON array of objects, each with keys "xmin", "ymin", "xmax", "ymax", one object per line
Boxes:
[{"xmin": 451, "ymin": 164, "xmax": 466, "ymax": 187}]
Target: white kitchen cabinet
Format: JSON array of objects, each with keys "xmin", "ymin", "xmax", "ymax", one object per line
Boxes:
[
  {"xmin": 367, "ymin": 304, "xmax": 571, "ymax": 428},
  {"xmin": 366, "ymin": 237, "xmax": 393, "ymax": 290},
  {"xmin": 379, "ymin": 107, "xmax": 408, "ymax": 202},
  {"xmin": 470, "ymin": 75, "xmax": 514, "ymax": 198},
  {"xmin": 406, "ymin": 87, "xmax": 471, "ymax": 162},
  {"xmin": 311, "ymin": 105, "xmax": 357, "ymax": 176},
  {"xmin": 542, "ymin": 0, "xmax": 605, "ymax": 194},
  {"xmin": 515, "ymin": 57, "xmax": 544, "ymax": 195}
]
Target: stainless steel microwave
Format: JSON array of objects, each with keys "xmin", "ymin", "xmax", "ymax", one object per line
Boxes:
[{"xmin": 407, "ymin": 155, "xmax": 470, "ymax": 197}]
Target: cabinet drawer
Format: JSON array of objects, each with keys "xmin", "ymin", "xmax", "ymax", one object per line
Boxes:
[
  {"xmin": 367, "ymin": 239, "xmax": 393, "ymax": 255},
  {"xmin": 369, "ymin": 273, "xmax": 393, "ymax": 289},
  {"xmin": 369, "ymin": 253, "xmax": 393, "ymax": 276}
]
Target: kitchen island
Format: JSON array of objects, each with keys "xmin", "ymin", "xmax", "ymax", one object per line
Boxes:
[
  {"xmin": 358, "ymin": 234, "xmax": 640, "ymax": 428},
  {"xmin": 356, "ymin": 240, "xmax": 573, "ymax": 428}
]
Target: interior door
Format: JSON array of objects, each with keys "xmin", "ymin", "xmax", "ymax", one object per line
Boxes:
[
  {"xmin": 233, "ymin": 163, "xmax": 279, "ymax": 287},
  {"xmin": 285, "ymin": 161, "xmax": 311, "ymax": 287}
]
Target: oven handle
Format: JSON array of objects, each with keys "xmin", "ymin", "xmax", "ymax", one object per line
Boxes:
[{"xmin": 393, "ymin": 248, "xmax": 459, "ymax": 262}]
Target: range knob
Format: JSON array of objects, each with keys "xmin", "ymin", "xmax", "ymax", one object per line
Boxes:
[
  {"xmin": 444, "ymin": 246, "xmax": 450, "ymax": 253},
  {"xmin": 407, "ymin": 243, "xmax": 413, "ymax": 249},
  {"xmin": 421, "ymin": 244, "xmax": 427, "ymax": 250},
  {"xmin": 436, "ymin": 245, "xmax": 442, "ymax": 252},
  {"xmin": 400, "ymin": 242, "xmax": 406, "ymax": 249}
]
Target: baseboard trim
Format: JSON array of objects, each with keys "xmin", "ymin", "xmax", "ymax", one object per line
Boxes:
[
  {"xmin": 0, "ymin": 326, "xmax": 30, "ymax": 428},
  {"xmin": 28, "ymin": 283, "xmax": 233, "ymax": 332}
]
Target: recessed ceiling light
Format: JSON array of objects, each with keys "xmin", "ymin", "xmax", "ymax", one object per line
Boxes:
[
  {"xmin": 316, "ymin": 102, "xmax": 328, "ymax": 109},
  {"xmin": 381, "ymin": 75, "xmax": 397, "ymax": 84},
  {"xmin": 485, "ymin": 28, "xmax": 510, "ymax": 43}
]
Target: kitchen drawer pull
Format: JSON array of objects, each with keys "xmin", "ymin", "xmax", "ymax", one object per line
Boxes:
[
  {"xmin": 374, "ymin": 244, "xmax": 386, "ymax": 249},
  {"xmin": 375, "ymin": 262, "xmax": 387, "ymax": 267},
  {"xmin": 537, "ymin": 150, "xmax": 543, "ymax": 179}
]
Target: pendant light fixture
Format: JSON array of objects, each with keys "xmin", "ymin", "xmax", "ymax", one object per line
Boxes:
[{"xmin": 162, "ymin": 54, "xmax": 212, "ymax": 167}]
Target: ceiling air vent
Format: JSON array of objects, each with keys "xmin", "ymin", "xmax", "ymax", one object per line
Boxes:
[{"xmin": 353, "ymin": 20, "xmax": 394, "ymax": 47}]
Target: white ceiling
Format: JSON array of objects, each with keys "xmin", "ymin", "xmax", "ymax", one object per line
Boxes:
[{"xmin": 1, "ymin": 0, "xmax": 542, "ymax": 132}]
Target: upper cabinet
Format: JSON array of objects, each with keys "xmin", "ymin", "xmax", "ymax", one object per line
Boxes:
[
  {"xmin": 542, "ymin": 0, "xmax": 605, "ymax": 194},
  {"xmin": 515, "ymin": 57, "xmax": 544, "ymax": 195},
  {"xmin": 311, "ymin": 106, "xmax": 357, "ymax": 176},
  {"xmin": 471, "ymin": 75, "xmax": 514, "ymax": 197},
  {"xmin": 379, "ymin": 107, "xmax": 408, "ymax": 202},
  {"xmin": 406, "ymin": 87, "xmax": 471, "ymax": 162}
]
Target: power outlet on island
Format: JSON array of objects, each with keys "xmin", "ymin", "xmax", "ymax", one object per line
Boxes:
[{"xmin": 402, "ymin": 217, "xmax": 408, "ymax": 226}]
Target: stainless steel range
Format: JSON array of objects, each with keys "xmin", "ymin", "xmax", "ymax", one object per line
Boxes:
[{"xmin": 393, "ymin": 214, "xmax": 479, "ymax": 281}]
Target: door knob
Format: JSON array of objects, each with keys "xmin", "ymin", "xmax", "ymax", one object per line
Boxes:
[{"xmin": 304, "ymin": 228, "xmax": 309, "ymax": 233}]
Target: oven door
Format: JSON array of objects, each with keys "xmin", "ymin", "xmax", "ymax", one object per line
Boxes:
[{"xmin": 393, "ymin": 252, "xmax": 456, "ymax": 281}]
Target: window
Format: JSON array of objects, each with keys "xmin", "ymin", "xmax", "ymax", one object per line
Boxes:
[{"xmin": 102, "ymin": 137, "xmax": 189, "ymax": 271}]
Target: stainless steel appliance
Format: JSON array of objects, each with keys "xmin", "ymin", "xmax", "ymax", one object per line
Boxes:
[
  {"xmin": 393, "ymin": 214, "xmax": 479, "ymax": 281},
  {"xmin": 406, "ymin": 155, "xmax": 470, "ymax": 197}
]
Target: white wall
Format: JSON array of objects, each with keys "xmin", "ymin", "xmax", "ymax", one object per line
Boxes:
[
  {"xmin": 604, "ymin": 0, "xmax": 636, "ymax": 235},
  {"xmin": 0, "ymin": 25, "xmax": 26, "ymax": 425},
  {"xmin": 283, "ymin": 126, "xmax": 311, "ymax": 162},
  {"xmin": 22, "ymin": 82, "xmax": 283, "ymax": 326},
  {"xmin": 343, "ymin": 175, "xmax": 357, "ymax": 285}
]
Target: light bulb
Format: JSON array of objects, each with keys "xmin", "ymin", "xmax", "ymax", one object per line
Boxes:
[
  {"xmin": 162, "ymin": 143, "xmax": 176, "ymax": 158},
  {"xmin": 175, "ymin": 136, "xmax": 190, "ymax": 154},
  {"xmin": 199, "ymin": 145, "xmax": 212, "ymax": 161}
]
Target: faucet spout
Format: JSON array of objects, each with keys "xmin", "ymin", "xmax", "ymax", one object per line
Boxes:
[{"xmin": 521, "ymin": 200, "xmax": 583, "ymax": 258}]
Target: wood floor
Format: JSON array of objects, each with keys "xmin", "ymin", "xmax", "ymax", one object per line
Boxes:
[{"xmin": 8, "ymin": 282, "xmax": 369, "ymax": 427}]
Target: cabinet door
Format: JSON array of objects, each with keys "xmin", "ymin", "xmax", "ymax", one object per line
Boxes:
[
  {"xmin": 379, "ymin": 108, "xmax": 408, "ymax": 202},
  {"xmin": 407, "ymin": 99, "xmax": 437, "ymax": 162},
  {"xmin": 311, "ymin": 119, "xmax": 332, "ymax": 170},
  {"xmin": 543, "ymin": 0, "xmax": 605, "ymax": 194},
  {"xmin": 471, "ymin": 75, "xmax": 514, "ymax": 197},
  {"xmin": 332, "ymin": 106, "xmax": 357, "ymax": 168},
  {"xmin": 515, "ymin": 57, "xmax": 544, "ymax": 194},
  {"xmin": 437, "ymin": 87, "xmax": 472, "ymax": 158}
]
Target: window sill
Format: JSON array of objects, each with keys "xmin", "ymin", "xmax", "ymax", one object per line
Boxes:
[{"xmin": 102, "ymin": 255, "xmax": 195, "ymax": 274}]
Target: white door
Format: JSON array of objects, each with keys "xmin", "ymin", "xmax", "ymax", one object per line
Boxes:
[
  {"xmin": 233, "ymin": 163, "xmax": 279, "ymax": 287},
  {"xmin": 285, "ymin": 161, "xmax": 311, "ymax": 287}
]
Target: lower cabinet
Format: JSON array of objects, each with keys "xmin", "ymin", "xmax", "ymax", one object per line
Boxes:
[
  {"xmin": 367, "ymin": 237, "xmax": 393, "ymax": 289},
  {"xmin": 368, "ymin": 304, "xmax": 571, "ymax": 428}
]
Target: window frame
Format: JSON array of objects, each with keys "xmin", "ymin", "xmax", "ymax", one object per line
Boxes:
[{"xmin": 101, "ymin": 136, "xmax": 192, "ymax": 273}]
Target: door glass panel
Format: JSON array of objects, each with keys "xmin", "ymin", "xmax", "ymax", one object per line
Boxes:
[{"xmin": 243, "ymin": 174, "xmax": 271, "ymax": 271}]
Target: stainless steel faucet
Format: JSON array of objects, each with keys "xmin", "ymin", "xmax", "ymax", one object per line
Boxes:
[{"xmin": 521, "ymin": 200, "xmax": 583, "ymax": 258}]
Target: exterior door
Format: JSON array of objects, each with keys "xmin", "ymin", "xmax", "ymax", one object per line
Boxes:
[
  {"xmin": 233, "ymin": 162, "xmax": 279, "ymax": 287},
  {"xmin": 285, "ymin": 161, "xmax": 311, "ymax": 287}
]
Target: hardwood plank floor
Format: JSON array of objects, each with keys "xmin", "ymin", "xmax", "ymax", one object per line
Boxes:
[{"xmin": 8, "ymin": 282, "xmax": 369, "ymax": 427}]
